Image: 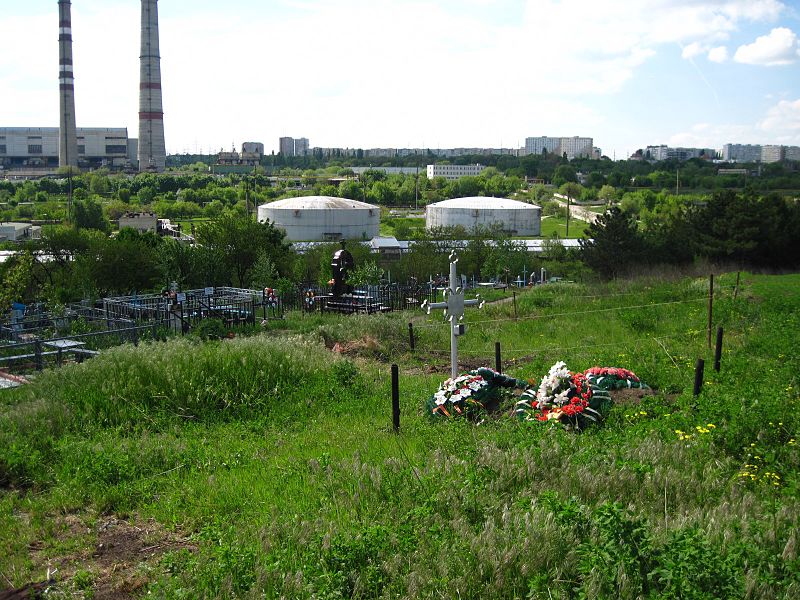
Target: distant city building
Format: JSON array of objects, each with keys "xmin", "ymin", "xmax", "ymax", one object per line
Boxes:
[
  {"xmin": 524, "ymin": 136, "xmax": 593, "ymax": 159},
  {"xmin": 784, "ymin": 146, "xmax": 800, "ymax": 161},
  {"xmin": 426, "ymin": 164, "xmax": 486, "ymax": 180},
  {"xmin": 644, "ymin": 145, "xmax": 715, "ymax": 161},
  {"xmin": 241, "ymin": 142, "xmax": 264, "ymax": 155},
  {"xmin": 214, "ymin": 142, "xmax": 263, "ymax": 172},
  {"xmin": 311, "ymin": 146, "xmax": 521, "ymax": 159},
  {"xmin": 722, "ymin": 144, "xmax": 762, "ymax": 163},
  {"xmin": 0, "ymin": 127, "xmax": 137, "ymax": 169},
  {"xmin": 0, "ymin": 222, "xmax": 41, "ymax": 242},
  {"xmin": 118, "ymin": 212, "xmax": 158, "ymax": 233},
  {"xmin": 560, "ymin": 137, "xmax": 594, "ymax": 159},
  {"xmin": 761, "ymin": 145, "xmax": 784, "ymax": 163},
  {"xmin": 279, "ymin": 137, "xmax": 295, "ymax": 156},
  {"xmin": 279, "ymin": 137, "xmax": 309, "ymax": 157},
  {"xmin": 294, "ymin": 137, "xmax": 309, "ymax": 156},
  {"xmin": 525, "ymin": 136, "xmax": 561, "ymax": 156}
]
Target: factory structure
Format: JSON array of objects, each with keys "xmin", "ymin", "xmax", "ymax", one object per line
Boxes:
[
  {"xmin": 257, "ymin": 197, "xmax": 380, "ymax": 242},
  {"xmin": 426, "ymin": 197, "xmax": 541, "ymax": 237},
  {"xmin": 1, "ymin": 1, "xmax": 166, "ymax": 173},
  {"xmin": 0, "ymin": 127, "xmax": 137, "ymax": 170},
  {"xmin": 57, "ymin": 0, "xmax": 78, "ymax": 169},
  {"xmin": 138, "ymin": 0, "xmax": 166, "ymax": 172}
]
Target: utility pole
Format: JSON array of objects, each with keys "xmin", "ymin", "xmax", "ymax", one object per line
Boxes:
[{"xmin": 566, "ymin": 193, "xmax": 571, "ymax": 238}]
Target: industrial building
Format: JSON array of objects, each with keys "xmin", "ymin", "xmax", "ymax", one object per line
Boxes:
[
  {"xmin": 426, "ymin": 197, "xmax": 541, "ymax": 236},
  {"xmin": 426, "ymin": 164, "xmax": 486, "ymax": 180},
  {"xmin": 0, "ymin": 222, "xmax": 41, "ymax": 243},
  {"xmin": 0, "ymin": 127, "xmax": 137, "ymax": 169},
  {"xmin": 257, "ymin": 196, "xmax": 380, "ymax": 241}
]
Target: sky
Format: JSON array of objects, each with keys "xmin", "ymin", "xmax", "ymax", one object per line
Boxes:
[{"xmin": 2, "ymin": 0, "xmax": 800, "ymax": 159}]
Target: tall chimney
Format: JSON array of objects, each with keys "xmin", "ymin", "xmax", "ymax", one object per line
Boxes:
[
  {"xmin": 138, "ymin": 0, "xmax": 166, "ymax": 172},
  {"xmin": 58, "ymin": 0, "xmax": 78, "ymax": 169}
]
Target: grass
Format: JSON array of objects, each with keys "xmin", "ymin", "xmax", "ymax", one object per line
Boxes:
[
  {"xmin": 379, "ymin": 216, "xmax": 426, "ymax": 238},
  {"xmin": 1, "ymin": 272, "xmax": 799, "ymax": 598},
  {"xmin": 539, "ymin": 215, "xmax": 590, "ymax": 239}
]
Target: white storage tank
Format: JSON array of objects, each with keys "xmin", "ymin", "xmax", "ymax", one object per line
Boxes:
[
  {"xmin": 426, "ymin": 197, "xmax": 541, "ymax": 236},
  {"xmin": 257, "ymin": 196, "xmax": 380, "ymax": 241}
]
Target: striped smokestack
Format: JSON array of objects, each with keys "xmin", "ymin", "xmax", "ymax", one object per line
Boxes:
[
  {"xmin": 58, "ymin": 0, "xmax": 78, "ymax": 169},
  {"xmin": 138, "ymin": 0, "xmax": 166, "ymax": 172}
]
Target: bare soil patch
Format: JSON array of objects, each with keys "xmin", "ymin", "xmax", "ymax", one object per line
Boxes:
[{"xmin": 7, "ymin": 514, "xmax": 196, "ymax": 599}]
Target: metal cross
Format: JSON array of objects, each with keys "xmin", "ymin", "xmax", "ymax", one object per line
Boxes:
[{"xmin": 421, "ymin": 251, "xmax": 485, "ymax": 378}]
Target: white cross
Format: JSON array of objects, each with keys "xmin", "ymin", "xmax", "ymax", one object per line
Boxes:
[{"xmin": 421, "ymin": 251, "xmax": 485, "ymax": 378}]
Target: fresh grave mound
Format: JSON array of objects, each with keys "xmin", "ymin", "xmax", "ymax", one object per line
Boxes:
[
  {"xmin": 425, "ymin": 368, "xmax": 527, "ymax": 418},
  {"xmin": 427, "ymin": 362, "xmax": 648, "ymax": 429}
]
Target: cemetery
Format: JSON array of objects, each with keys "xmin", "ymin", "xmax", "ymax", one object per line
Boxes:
[{"xmin": 1, "ymin": 241, "xmax": 798, "ymax": 598}]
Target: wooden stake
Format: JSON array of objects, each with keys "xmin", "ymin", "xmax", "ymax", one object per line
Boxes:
[
  {"xmin": 391, "ymin": 364, "xmax": 400, "ymax": 432},
  {"xmin": 707, "ymin": 274, "xmax": 714, "ymax": 350},
  {"xmin": 513, "ymin": 291, "xmax": 518, "ymax": 320},
  {"xmin": 408, "ymin": 322, "xmax": 415, "ymax": 351},
  {"xmin": 714, "ymin": 327, "xmax": 723, "ymax": 372},
  {"xmin": 495, "ymin": 342, "xmax": 502, "ymax": 374},
  {"xmin": 693, "ymin": 359, "xmax": 705, "ymax": 396}
]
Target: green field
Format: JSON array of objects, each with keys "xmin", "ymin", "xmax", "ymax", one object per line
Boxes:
[
  {"xmin": 539, "ymin": 215, "xmax": 590, "ymax": 238},
  {"xmin": 1, "ymin": 272, "xmax": 799, "ymax": 598}
]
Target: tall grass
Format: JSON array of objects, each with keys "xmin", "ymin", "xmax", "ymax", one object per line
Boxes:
[{"xmin": 1, "ymin": 272, "xmax": 799, "ymax": 598}]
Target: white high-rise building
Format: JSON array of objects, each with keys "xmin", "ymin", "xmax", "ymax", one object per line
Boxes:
[
  {"xmin": 761, "ymin": 145, "xmax": 784, "ymax": 163},
  {"xmin": 722, "ymin": 144, "xmax": 762, "ymax": 162},
  {"xmin": 560, "ymin": 136, "xmax": 593, "ymax": 159},
  {"xmin": 524, "ymin": 136, "xmax": 561, "ymax": 156},
  {"xmin": 524, "ymin": 136, "xmax": 593, "ymax": 159}
]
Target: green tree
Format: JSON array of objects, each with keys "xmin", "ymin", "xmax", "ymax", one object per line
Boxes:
[
  {"xmin": 0, "ymin": 251, "xmax": 35, "ymax": 312},
  {"xmin": 580, "ymin": 207, "xmax": 644, "ymax": 279},
  {"xmin": 598, "ymin": 184, "xmax": 618, "ymax": 205},
  {"xmin": 196, "ymin": 215, "xmax": 289, "ymax": 286},
  {"xmin": 552, "ymin": 165, "xmax": 577, "ymax": 187},
  {"xmin": 73, "ymin": 198, "xmax": 110, "ymax": 232}
]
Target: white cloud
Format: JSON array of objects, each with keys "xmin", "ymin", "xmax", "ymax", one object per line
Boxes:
[
  {"xmin": 683, "ymin": 42, "xmax": 707, "ymax": 59},
  {"xmin": 668, "ymin": 98, "xmax": 800, "ymax": 147},
  {"xmin": 708, "ymin": 46, "xmax": 729, "ymax": 62},
  {"xmin": 758, "ymin": 98, "xmax": 800, "ymax": 140},
  {"xmin": 734, "ymin": 27, "xmax": 800, "ymax": 65}
]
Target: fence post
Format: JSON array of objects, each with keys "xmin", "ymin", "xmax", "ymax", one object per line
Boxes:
[
  {"xmin": 133, "ymin": 326, "xmax": 139, "ymax": 347},
  {"xmin": 391, "ymin": 364, "xmax": 400, "ymax": 432},
  {"xmin": 714, "ymin": 327, "xmax": 724, "ymax": 372},
  {"xmin": 513, "ymin": 291, "xmax": 518, "ymax": 320},
  {"xmin": 495, "ymin": 342, "xmax": 502, "ymax": 374},
  {"xmin": 408, "ymin": 322, "xmax": 415, "ymax": 351},
  {"xmin": 34, "ymin": 340, "xmax": 43, "ymax": 371},
  {"xmin": 707, "ymin": 274, "xmax": 714, "ymax": 350},
  {"xmin": 693, "ymin": 359, "xmax": 705, "ymax": 396}
]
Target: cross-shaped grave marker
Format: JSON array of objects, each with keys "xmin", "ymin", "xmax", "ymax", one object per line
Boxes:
[{"xmin": 421, "ymin": 251, "xmax": 485, "ymax": 378}]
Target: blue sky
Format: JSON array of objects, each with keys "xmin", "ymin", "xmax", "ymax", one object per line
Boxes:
[{"xmin": 2, "ymin": 0, "xmax": 799, "ymax": 158}]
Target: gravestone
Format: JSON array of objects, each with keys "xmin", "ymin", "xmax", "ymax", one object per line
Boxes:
[{"xmin": 331, "ymin": 241, "xmax": 355, "ymax": 297}]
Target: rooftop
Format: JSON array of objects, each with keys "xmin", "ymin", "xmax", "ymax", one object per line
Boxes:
[{"xmin": 427, "ymin": 197, "xmax": 540, "ymax": 210}]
